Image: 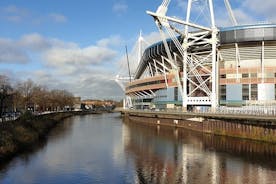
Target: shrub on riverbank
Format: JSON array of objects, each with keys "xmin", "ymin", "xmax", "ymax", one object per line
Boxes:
[
  {"xmin": 0, "ymin": 112, "xmax": 74, "ymax": 161},
  {"xmin": 0, "ymin": 130, "xmax": 16, "ymax": 158}
]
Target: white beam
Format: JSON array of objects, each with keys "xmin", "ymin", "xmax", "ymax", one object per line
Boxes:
[
  {"xmin": 162, "ymin": 56, "xmax": 169, "ymax": 88},
  {"xmin": 224, "ymin": 0, "xmax": 238, "ymax": 26},
  {"xmin": 147, "ymin": 11, "xmax": 212, "ymax": 31}
]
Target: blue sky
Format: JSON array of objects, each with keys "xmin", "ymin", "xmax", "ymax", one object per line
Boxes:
[{"xmin": 0, "ymin": 0, "xmax": 275, "ymax": 100}]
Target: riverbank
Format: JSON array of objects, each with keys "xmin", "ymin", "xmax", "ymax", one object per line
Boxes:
[
  {"xmin": 120, "ymin": 109, "xmax": 276, "ymax": 143},
  {"xmin": 0, "ymin": 111, "xmax": 100, "ymax": 161}
]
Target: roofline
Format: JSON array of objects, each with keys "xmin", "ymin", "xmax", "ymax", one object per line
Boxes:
[{"xmin": 219, "ymin": 23, "xmax": 276, "ymax": 32}]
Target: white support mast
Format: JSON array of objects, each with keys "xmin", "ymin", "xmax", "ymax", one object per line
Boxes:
[
  {"xmin": 209, "ymin": 0, "xmax": 219, "ymax": 109},
  {"xmin": 147, "ymin": 0, "xmax": 219, "ymax": 110},
  {"xmin": 138, "ymin": 30, "xmax": 143, "ymax": 66},
  {"xmin": 224, "ymin": 0, "xmax": 237, "ymax": 26},
  {"xmin": 114, "ymin": 31, "xmax": 150, "ymax": 109},
  {"xmin": 182, "ymin": 0, "xmax": 192, "ymax": 110}
]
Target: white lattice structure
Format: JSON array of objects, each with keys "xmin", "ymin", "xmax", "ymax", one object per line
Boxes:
[
  {"xmin": 123, "ymin": 0, "xmax": 276, "ymax": 111},
  {"xmin": 147, "ymin": 0, "xmax": 218, "ymax": 109}
]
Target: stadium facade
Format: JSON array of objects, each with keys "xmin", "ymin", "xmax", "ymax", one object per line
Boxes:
[{"xmin": 124, "ymin": 0, "xmax": 276, "ymax": 111}]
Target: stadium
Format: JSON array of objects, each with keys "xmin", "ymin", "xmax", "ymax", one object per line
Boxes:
[{"xmin": 122, "ymin": 0, "xmax": 276, "ymax": 111}]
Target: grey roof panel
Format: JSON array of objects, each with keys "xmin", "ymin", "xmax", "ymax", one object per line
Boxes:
[{"xmin": 135, "ymin": 24, "xmax": 276, "ymax": 79}]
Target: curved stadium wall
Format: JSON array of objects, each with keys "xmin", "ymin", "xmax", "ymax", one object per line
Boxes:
[{"xmin": 126, "ymin": 24, "xmax": 276, "ymax": 109}]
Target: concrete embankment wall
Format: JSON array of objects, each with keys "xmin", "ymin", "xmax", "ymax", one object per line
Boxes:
[
  {"xmin": 123, "ymin": 110, "xmax": 276, "ymax": 143},
  {"xmin": 124, "ymin": 121, "xmax": 276, "ymax": 161}
]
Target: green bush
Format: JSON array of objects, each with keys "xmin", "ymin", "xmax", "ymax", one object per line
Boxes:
[
  {"xmin": 0, "ymin": 131, "xmax": 17, "ymax": 157},
  {"xmin": 19, "ymin": 111, "xmax": 34, "ymax": 122}
]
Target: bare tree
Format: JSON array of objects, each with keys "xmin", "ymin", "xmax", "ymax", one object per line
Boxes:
[
  {"xmin": 0, "ymin": 75, "xmax": 13, "ymax": 117},
  {"xmin": 12, "ymin": 90, "xmax": 23, "ymax": 112},
  {"xmin": 45, "ymin": 89, "xmax": 74, "ymax": 111},
  {"xmin": 32, "ymin": 85, "xmax": 47, "ymax": 112},
  {"xmin": 0, "ymin": 77, "xmax": 75, "ymax": 114},
  {"xmin": 16, "ymin": 79, "xmax": 35, "ymax": 111}
]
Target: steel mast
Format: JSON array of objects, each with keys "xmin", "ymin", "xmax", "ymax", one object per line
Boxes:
[
  {"xmin": 147, "ymin": 0, "xmax": 219, "ymax": 110},
  {"xmin": 224, "ymin": 0, "xmax": 238, "ymax": 26}
]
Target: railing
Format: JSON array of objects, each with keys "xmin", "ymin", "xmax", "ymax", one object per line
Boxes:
[
  {"xmin": 125, "ymin": 106, "xmax": 276, "ymax": 117},
  {"xmin": 0, "ymin": 114, "xmax": 20, "ymax": 122},
  {"xmin": 213, "ymin": 106, "xmax": 276, "ymax": 116},
  {"xmin": 0, "ymin": 110, "xmax": 79, "ymax": 123}
]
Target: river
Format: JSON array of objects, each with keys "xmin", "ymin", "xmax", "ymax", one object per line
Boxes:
[{"xmin": 0, "ymin": 113, "xmax": 275, "ymax": 184}]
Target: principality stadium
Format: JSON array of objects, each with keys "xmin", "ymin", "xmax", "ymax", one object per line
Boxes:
[{"xmin": 119, "ymin": 0, "xmax": 276, "ymax": 111}]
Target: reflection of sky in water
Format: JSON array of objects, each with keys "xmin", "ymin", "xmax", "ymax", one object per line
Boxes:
[
  {"xmin": 0, "ymin": 114, "xmax": 136, "ymax": 184},
  {"xmin": 0, "ymin": 113, "xmax": 275, "ymax": 184}
]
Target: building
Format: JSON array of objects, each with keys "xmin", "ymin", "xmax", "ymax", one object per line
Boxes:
[
  {"xmin": 124, "ymin": 1, "xmax": 276, "ymax": 111},
  {"xmin": 81, "ymin": 99, "xmax": 116, "ymax": 110}
]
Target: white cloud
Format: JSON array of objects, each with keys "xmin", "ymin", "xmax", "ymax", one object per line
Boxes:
[
  {"xmin": 69, "ymin": 70, "xmax": 124, "ymax": 99},
  {"xmin": 18, "ymin": 33, "xmax": 51, "ymax": 51},
  {"xmin": 49, "ymin": 13, "xmax": 67, "ymax": 23},
  {"xmin": 0, "ymin": 38, "xmax": 29, "ymax": 64},
  {"xmin": 0, "ymin": 33, "xmax": 125, "ymax": 99},
  {"xmin": 233, "ymin": 9, "xmax": 255, "ymax": 25},
  {"xmin": 112, "ymin": 2, "xmax": 128, "ymax": 15},
  {"xmin": 31, "ymin": 70, "xmax": 58, "ymax": 87},
  {"xmin": 243, "ymin": 0, "xmax": 276, "ymax": 22},
  {"xmin": 25, "ymin": 68, "xmax": 124, "ymax": 100},
  {"xmin": 44, "ymin": 46, "xmax": 117, "ymax": 67},
  {"xmin": 0, "ymin": 32, "xmax": 118, "ymax": 68},
  {"xmin": 116, "ymin": 31, "xmax": 162, "ymax": 76},
  {"xmin": 173, "ymin": 0, "xmax": 263, "ymax": 26},
  {"xmin": 3, "ymin": 5, "xmax": 29, "ymax": 16},
  {"xmin": 2, "ymin": 5, "xmax": 29, "ymax": 23},
  {"xmin": 243, "ymin": 0, "xmax": 276, "ymax": 15},
  {"xmin": 176, "ymin": 0, "xmax": 187, "ymax": 10},
  {"xmin": 1, "ymin": 5, "xmax": 68, "ymax": 24},
  {"xmin": 215, "ymin": 0, "xmax": 274, "ymax": 26},
  {"xmin": 48, "ymin": 38, "xmax": 77, "ymax": 49},
  {"xmin": 143, "ymin": 32, "xmax": 162, "ymax": 45},
  {"xmin": 97, "ymin": 36, "xmax": 123, "ymax": 48},
  {"xmin": 4, "ymin": 5, "xmax": 27, "ymax": 14}
]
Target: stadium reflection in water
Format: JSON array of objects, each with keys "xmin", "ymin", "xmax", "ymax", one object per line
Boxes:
[
  {"xmin": 0, "ymin": 114, "xmax": 275, "ymax": 184},
  {"xmin": 123, "ymin": 118, "xmax": 276, "ymax": 184}
]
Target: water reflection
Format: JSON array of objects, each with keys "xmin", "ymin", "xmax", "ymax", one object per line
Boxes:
[
  {"xmin": 123, "ymin": 118, "xmax": 276, "ymax": 184},
  {"xmin": 0, "ymin": 114, "xmax": 275, "ymax": 184},
  {"xmin": 0, "ymin": 117, "xmax": 75, "ymax": 183},
  {"xmin": 0, "ymin": 114, "xmax": 134, "ymax": 184},
  {"xmin": 0, "ymin": 118, "xmax": 74, "ymax": 172}
]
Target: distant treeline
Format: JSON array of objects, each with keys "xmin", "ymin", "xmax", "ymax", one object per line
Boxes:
[{"xmin": 0, "ymin": 75, "xmax": 75, "ymax": 117}]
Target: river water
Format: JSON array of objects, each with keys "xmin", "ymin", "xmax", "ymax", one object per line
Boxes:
[{"xmin": 0, "ymin": 113, "xmax": 275, "ymax": 184}]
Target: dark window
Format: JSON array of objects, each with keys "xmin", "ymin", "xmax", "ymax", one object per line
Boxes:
[
  {"xmin": 275, "ymin": 84, "xmax": 276, "ymax": 100},
  {"xmin": 220, "ymin": 85, "xmax": 226, "ymax": 100},
  {"xmin": 242, "ymin": 96, "xmax": 249, "ymax": 100},
  {"xmin": 242, "ymin": 73, "xmax": 249, "ymax": 78},
  {"xmin": 174, "ymin": 87, "xmax": 178, "ymax": 101},
  {"xmin": 242, "ymin": 84, "xmax": 249, "ymax": 100},
  {"xmin": 251, "ymin": 84, "xmax": 258, "ymax": 100},
  {"xmin": 220, "ymin": 74, "xmax": 226, "ymax": 79}
]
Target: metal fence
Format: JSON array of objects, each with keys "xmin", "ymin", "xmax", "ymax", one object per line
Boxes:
[
  {"xmin": 129, "ymin": 105, "xmax": 276, "ymax": 117},
  {"xmin": 214, "ymin": 106, "xmax": 276, "ymax": 116}
]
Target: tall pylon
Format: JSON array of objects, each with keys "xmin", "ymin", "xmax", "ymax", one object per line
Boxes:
[
  {"xmin": 114, "ymin": 31, "xmax": 149, "ymax": 109},
  {"xmin": 138, "ymin": 30, "xmax": 143, "ymax": 66},
  {"xmin": 147, "ymin": 0, "xmax": 219, "ymax": 110},
  {"xmin": 224, "ymin": 0, "xmax": 238, "ymax": 26}
]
